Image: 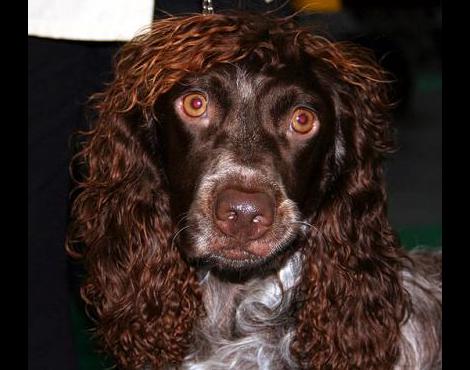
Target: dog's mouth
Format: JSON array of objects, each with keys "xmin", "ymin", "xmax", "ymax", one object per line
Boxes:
[
  {"xmin": 197, "ymin": 230, "xmax": 300, "ymax": 273},
  {"xmin": 182, "ymin": 173, "xmax": 301, "ymax": 271}
]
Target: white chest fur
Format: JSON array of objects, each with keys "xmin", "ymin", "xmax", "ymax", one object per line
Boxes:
[{"xmin": 183, "ymin": 253, "xmax": 303, "ymax": 370}]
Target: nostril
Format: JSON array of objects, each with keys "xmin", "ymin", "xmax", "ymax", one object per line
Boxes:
[
  {"xmin": 215, "ymin": 207, "xmax": 238, "ymax": 223},
  {"xmin": 252, "ymin": 214, "xmax": 270, "ymax": 226},
  {"xmin": 227, "ymin": 211, "xmax": 237, "ymax": 221},
  {"xmin": 214, "ymin": 188, "xmax": 275, "ymax": 241}
]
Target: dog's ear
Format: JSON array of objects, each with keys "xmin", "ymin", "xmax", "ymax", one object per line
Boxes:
[
  {"xmin": 298, "ymin": 37, "xmax": 398, "ymax": 242},
  {"xmin": 67, "ymin": 96, "xmax": 201, "ymax": 369},
  {"xmin": 303, "ymin": 39, "xmax": 397, "ymax": 246},
  {"xmin": 292, "ymin": 37, "xmax": 409, "ymax": 368}
]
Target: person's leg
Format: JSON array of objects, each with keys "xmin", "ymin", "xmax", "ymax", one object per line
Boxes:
[{"xmin": 28, "ymin": 37, "xmax": 119, "ymax": 370}]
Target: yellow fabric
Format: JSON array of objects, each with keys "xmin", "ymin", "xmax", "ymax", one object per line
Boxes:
[{"xmin": 292, "ymin": 0, "xmax": 343, "ymax": 13}]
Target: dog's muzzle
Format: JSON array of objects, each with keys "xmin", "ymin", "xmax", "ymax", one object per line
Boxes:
[{"xmin": 185, "ymin": 156, "xmax": 300, "ymax": 268}]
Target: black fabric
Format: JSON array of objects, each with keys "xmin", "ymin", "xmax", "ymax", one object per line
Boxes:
[
  {"xmin": 28, "ymin": 37, "xmax": 121, "ymax": 370},
  {"xmin": 154, "ymin": 0, "xmax": 295, "ymax": 18}
]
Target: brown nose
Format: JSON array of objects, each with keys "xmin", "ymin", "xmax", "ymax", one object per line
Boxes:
[{"xmin": 214, "ymin": 188, "xmax": 274, "ymax": 242}]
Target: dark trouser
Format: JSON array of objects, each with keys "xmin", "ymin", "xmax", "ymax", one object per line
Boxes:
[{"xmin": 28, "ymin": 37, "xmax": 120, "ymax": 370}]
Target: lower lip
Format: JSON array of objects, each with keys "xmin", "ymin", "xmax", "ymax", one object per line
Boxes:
[{"xmin": 220, "ymin": 248, "xmax": 255, "ymax": 260}]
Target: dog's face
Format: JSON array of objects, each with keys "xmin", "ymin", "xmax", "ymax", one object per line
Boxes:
[{"xmin": 157, "ymin": 61, "xmax": 338, "ymax": 272}]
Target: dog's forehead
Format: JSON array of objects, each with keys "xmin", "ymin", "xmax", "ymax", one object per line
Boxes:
[
  {"xmin": 234, "ymin": 67, "xmax": 264, "ymax": 101},
  {"xmin": 181, "ymin": 64, "xmax": 307, "ymax": 101}
]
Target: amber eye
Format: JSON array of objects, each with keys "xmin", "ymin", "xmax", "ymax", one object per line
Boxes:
[
  {"xmin": 182, "ymin": 93, "xmax": 207, "ymax": 117},
  {"xmin": 291, "ymin": 108, "xmax": 317, "ymax": 134}
]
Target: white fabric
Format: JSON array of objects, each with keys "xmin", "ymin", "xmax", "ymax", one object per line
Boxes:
[{"xmin": 28, "ymin": 0, "xmax": 155, "ymax": 41}]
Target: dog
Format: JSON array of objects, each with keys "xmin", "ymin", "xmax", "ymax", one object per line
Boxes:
[{"xmin": 68, "ymin": 13, "xmax": 442, "ymax": 370}]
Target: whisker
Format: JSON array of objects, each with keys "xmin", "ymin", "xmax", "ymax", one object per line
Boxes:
[
  {"xmin": 290, "ymin": 220, "xmax": 314, "ymax": 229},
  {"xmin": 171, "ymin": 225, "xmax": 192, "ymax": 249},
  {"xmin": 175, "ymin": 212, "xmax": 190, "ymax": 228},
  {"xmin": 289, "ymin": 221, "xmax": 326, "ymax": 244}
]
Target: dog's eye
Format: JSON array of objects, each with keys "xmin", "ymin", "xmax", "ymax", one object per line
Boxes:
[
  {"xmin": 182, "ymin": 93, "xmax": 207, "ymax": 117},
  {"xmin": 290, "ymin": 108, "xmax": 317, "ymax": 134}
]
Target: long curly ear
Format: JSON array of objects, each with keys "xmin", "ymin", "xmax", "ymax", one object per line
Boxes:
[
  {"xmin": 292, "ymin": 36, "xmax": 410, "ymax": 369},
  {"xmin": 66, "ymin": 51, "xmax": 203, "ymax": 370},
  {"xmin": 68, "ymin": 109, "xmax": 202, "ymax": 369}
]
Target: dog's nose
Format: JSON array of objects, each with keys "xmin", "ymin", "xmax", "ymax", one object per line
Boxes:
[{"xmin": 214, "ymin": 188, "xmax": 274, "ymax": 242}]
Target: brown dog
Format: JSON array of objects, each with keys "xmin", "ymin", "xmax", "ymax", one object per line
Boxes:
[{"xmin": 68, "ymin": 13, "xmax": 441, "ymax": 370}]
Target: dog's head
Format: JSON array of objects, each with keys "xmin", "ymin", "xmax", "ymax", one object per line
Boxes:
[
  {"xmin": 149, "ymin": 18, "xmax": 394, "ymax": 274},
  {"xmin": 69, "ymin": 13, "xmax": 400, "ymax": 369}
]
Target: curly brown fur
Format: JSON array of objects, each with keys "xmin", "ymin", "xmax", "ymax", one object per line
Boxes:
[{"xmin": 67, "ymin": 12, "xmax": 441, "ymax": 370}]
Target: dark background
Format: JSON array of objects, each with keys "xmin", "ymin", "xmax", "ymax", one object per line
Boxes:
[{"xmin": 297, "ymin": 3, "xmax": 442, "ymax": 235}]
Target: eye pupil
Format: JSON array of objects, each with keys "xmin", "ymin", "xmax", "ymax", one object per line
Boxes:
[
  {"xmin": 191, "ymin": 97, "xmax": 203, "ymax": 109},
  {"xmin": 296, "ymin": 113, "xmax": 308, "ymax": 125}
]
